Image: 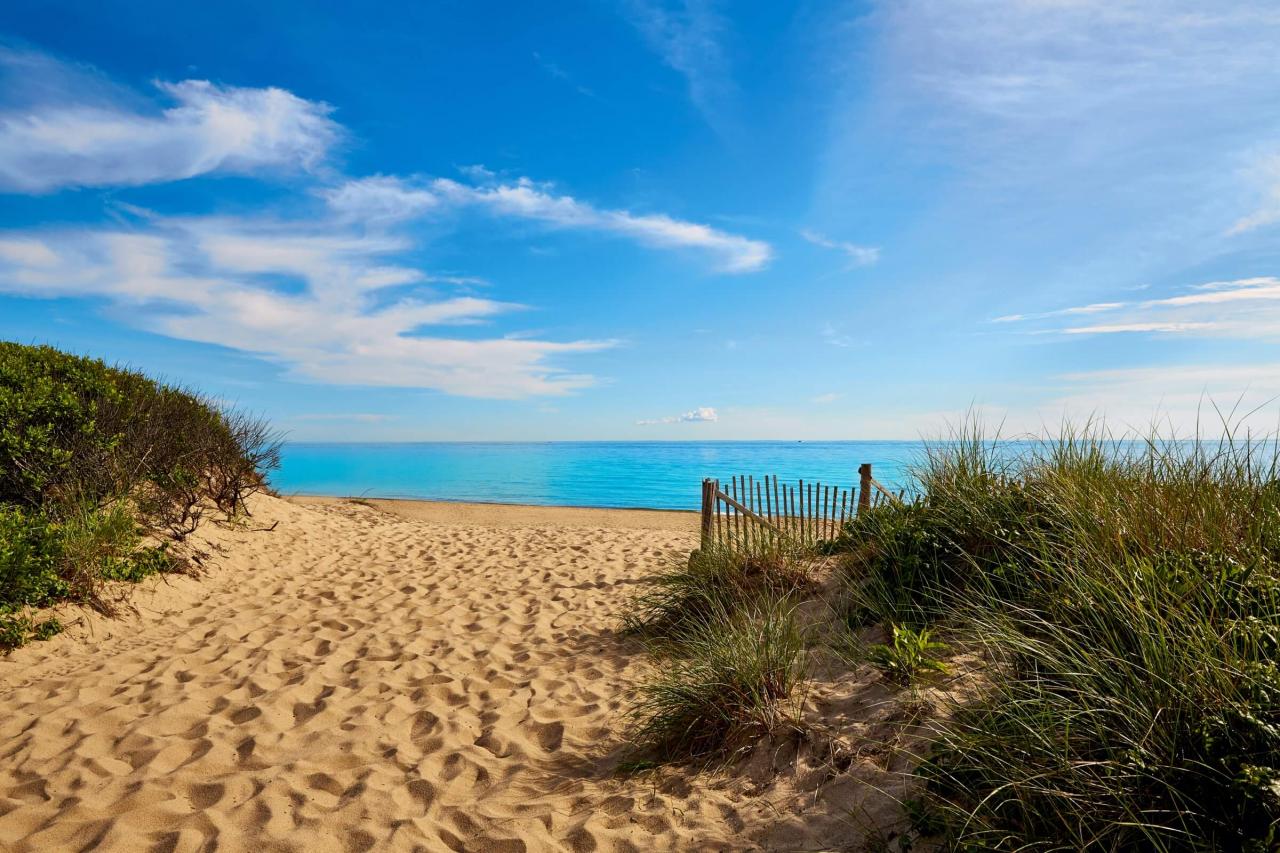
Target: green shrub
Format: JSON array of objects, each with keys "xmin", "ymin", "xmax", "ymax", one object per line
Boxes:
[
  {"xmin": 0, "ymin": 342, "xmax": 280, "ymax": 516},
  {"xmin": 0, "ymin": 504, "xmax": 68, "ymax": 608},
  {"xmin": 0, "ymin": 342, "xmax": 281, "ymax": 649}
]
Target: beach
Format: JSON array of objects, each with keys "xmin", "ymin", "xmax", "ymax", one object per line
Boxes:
[{"xmin": 0, "ymin": 495, "xmax": 916, "ymax": 852}]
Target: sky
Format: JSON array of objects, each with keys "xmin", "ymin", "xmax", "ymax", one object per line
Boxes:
[{"xmin": 2, "ymin": 1, "xmax": 1280, "ymax": 440}]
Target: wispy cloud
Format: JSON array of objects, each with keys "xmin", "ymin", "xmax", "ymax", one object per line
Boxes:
[
  {"xmin": 801, "ymin": 229, "xmax": 880, "ymax": 268},
  {"xmin": 998, "ymin": 277, "xmax": 1280, "ymax": 340},
  {"xmin": 532, "ymin": 51, "xmax": 597, "ymax": 98},
  {"xmin": 0, "ymin": 214, "xmax": 613, "ymax": 398},
  {"xmin": 0, "ymin": 48, "xmax": 339, "ymax": 193},
  {"xmin": 636, "ymin": 405, "xmax": 718, "ymax": 425},
  {"xmin": 877, "ymin": 1, "xmax": 1280, "ymax": 127},
  {"xmin": 811, "ymin": 392, "xmax": 840, "ymax": 404},
  {"xmin": 867, "ymin": 0, "xmax": 1280, "ymax": 245},
  {"xmin": 623, "ymin": 0, "xmax": 733, "ymax": 126},
  {"xmin": 325, "ymin": 174, "xmax": 773, "ymax": 273},
  {"xmin": 1229, "ymin": 153, "xmax": 1280, "ymax": 235},
  {"xmin": 821, "ymin": 323, "xmax": 856, "ymax": 348},
  {"xmin": 991, "ymin": 302, "xmax": 1125, "ymax": 323}
]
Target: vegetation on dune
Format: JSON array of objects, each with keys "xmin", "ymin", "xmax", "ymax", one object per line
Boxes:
[
  {"xmin": 0, "ymin": 342, "xmax": 280, "ymax": 649},
  {"xmin": 624, "ymin": 591, "xmax": 809, "ymax": 764},
  {"xmin": 835, "ymin": 422, "xmax": 1280, "ymax": 851},
  {"xmin": 624, "ymin": 418, "xmax": 1280, "ymax": 850},
  {"xmin": 864, "ymin": 624, "xmax": 949, "ymax": 685},
  {"xmin": 620, "ymin": 544, "xmax": 813, "ymax": 765}
]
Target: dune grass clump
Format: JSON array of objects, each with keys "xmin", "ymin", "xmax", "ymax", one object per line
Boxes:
[
  {"xmin": 622, "ymin": 541, "xmax": 814, "ymax": 640},
  {"xmin": 833, "ymin": 421, "xmax": 1280, "ymax": 850},
  {"xmin": 0, "ymin": 342, "xmax": 280, "ymax": 649},
  {"xmin": 620, "ymin": 540, "xmax": 816, "ymax": 765},
  {"xmin": 624, "ymin": 593, "xmax": 809, "ymax": 765}
]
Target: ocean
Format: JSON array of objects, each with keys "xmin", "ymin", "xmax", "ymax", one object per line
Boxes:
[{"xmin": 275, "ymin": 441, "xmax": 928, "ymax": 511}]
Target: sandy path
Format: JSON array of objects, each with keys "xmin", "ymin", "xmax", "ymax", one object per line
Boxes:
[{"xmin": 0, "ymin": 496, "xmax": 823, "ymax": 852}]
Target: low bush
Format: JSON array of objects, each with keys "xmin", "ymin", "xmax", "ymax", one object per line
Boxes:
[{"xmin": 0, "ymin": 342, "xmax": 281, "ymax": 649}]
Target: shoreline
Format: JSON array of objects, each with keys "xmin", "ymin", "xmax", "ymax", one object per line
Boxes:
[{"xmin": 288, "ymin": 494, "xmax": 701, "ymax": 532}]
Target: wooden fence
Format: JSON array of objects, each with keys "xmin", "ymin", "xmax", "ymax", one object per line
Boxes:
[{"xmin": 699, "ymin": 463, "xmax": 901, "ymax": 550}]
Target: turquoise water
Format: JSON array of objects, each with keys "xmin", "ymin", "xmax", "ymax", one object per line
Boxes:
[{"xmin": 275, "ymin": 441, "xmax": 926, "ymax": 511}]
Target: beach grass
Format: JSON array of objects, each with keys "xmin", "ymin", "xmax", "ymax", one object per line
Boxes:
[
  {"xmin": 832, "ymin": 419, "xmax": 1280, "ymax": 850},
  {"xmin": 620, "ymin": 542, "xmax": 815, "ymax": 764},
  {"xmin": 623, "ymin": 590, "xmax": 808, "ymax": 765}
]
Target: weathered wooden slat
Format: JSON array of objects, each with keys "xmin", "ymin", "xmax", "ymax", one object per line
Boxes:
[
  {"xmin": 737, "ymin": 473, "xmax": 747, "ymax": 540},
  {"xmin": 713, "ymin": 487, "xmax": 800, "ymax": 544},
  {"xmin": 765, "ymin": 475, "xmax": 773, "ymax": 528},
  {"xmin": 795, "ymin": 483, "xmax": 802, "ymax": 540},
  {"xmin": 715, "ymin": 479, "xmax": 723, "ymax": 546},
  {"xmin": 752, "ymin": 479, "xmax": 762, "ymax": 545},
  {"xmin": 773, "ymin": 476, "xmax": 781, "ymax": 535},
  {"xmin": 820, "ymin": 483, "xmax": 829, "ymax": 540}
]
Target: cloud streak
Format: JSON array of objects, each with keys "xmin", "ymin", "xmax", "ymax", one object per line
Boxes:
[
  {"xmin": 801, "ymin": 229, "xmax": 880, "ymax": 268},
  {"xmin": 999, "ymin": 277, "xmax": 1280, "ymax": 340},
  {"xmin": 325, "ymin": 174, "xmax": 773, "ymax": 273}
]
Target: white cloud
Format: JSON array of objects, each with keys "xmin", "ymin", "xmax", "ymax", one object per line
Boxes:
[
  {"xmin": 0, "ymin": 216, "xmax": 613, "ymax": 398},
  {"xmin": 812, "ymin": 392, "xmax": 840, "ymax": 404},
  {"xmin": 1061, "ymin": 321, "xmax": 1218, "ymax": 335},
  {"xmin": 0, "ymin": 237, "xmax": 59, "ymax": 267},
  {"xmin": 320, "ymin": 175, "xmax": 437, "ymax": 223},
  {"xmin": 637, "ymin": 406, "xmax": 719, "ymax": 425},
  {"xmin": 801, "ymin": 229, "xmax": 880, "ymax": 267},
  {"xmin": 991, "ymin": 302, "xmax": 1125, "ymax": 323},
  {"xmin": 0, "ymin": 50, "xmax": 339, "ymax": 193},
  {"xmin": 325, "ymin": 174, "xmax": 773, "ymax": 273}
]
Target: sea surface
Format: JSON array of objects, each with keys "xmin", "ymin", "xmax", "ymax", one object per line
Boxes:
[{"xmin": 275, "ymin": 441, "xmax": 928, "ymax": 511}]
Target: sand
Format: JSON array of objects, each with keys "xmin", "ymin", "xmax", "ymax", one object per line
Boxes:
[{"xmin": 0, "ymin": 495, "xmax": 935, "ymax": 852}]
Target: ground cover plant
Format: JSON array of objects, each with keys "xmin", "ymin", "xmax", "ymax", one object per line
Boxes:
[
  {"xmin": 864, "ymin": 624, "xmax": 949, "ymax": 685},
  {"xmin": 0, "ymin": 342, "xmax": 281, "ymax": 649},
  {"xmin": 835, "ymin": 421, "xmax": 1280, "ymax": 851}
]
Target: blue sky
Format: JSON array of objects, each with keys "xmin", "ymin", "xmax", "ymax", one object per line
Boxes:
[{"xmin": 2, "ymin": 1, "xmax": 1280, "ymax": 440}]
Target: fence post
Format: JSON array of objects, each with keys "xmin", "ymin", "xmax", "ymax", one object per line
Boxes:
[
  {"xmin": 700, "ymin": 478, "xmax": 714, "ymax": 546},
  {"xmin": 858, "ymin": 463, "xmax": 872, "ymax": 515}
]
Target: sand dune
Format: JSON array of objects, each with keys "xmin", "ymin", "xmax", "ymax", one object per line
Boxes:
[{"xmin": 0, "ymin": 496, "xmax": 920, "ymax": 852}]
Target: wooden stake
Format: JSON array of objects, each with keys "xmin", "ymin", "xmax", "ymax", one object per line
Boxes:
[{"xmin": 858, "ymin": 463, "xmax": 872, "ymax": 515}]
